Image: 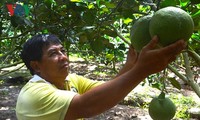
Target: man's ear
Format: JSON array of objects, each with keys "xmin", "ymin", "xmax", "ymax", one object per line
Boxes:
[{"xmin": 30, "ymin": 61, "xmax": 40, "ymax": 74}]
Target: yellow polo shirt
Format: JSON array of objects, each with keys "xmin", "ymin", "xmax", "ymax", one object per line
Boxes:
[{"xmin": 16, "ymin": 74, "xmax": 104, "ymax": 120}]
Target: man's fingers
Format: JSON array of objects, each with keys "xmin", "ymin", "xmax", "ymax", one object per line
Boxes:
[
  {"xmin": 143, "ymin": 36, "xmax": 158, "ymax": 50},
  {"xmin": 162, "ymin": 39, "xmax": 186, "ymax": 56},
  {"xmin": 127, "ymin": 46, "xmax": 138, "ymax": 64}
]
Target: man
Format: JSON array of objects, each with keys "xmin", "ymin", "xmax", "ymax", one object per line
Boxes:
[{"xmin": 16, "ymin": 34, "xmax": 186, "ymax": 120}]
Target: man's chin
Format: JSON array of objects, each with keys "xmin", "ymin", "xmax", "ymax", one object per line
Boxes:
[{"xmin": 64, "ymin": 69, "xmax": 69, "ymax": 76}]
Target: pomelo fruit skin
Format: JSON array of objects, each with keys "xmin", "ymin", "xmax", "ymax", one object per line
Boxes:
[
  {"xmin": 149, "ymin": 92, "xmax": 176, "ymax": 120},
  {"xmin": 149, "ymin": 6, "xmax": 194, "ymax": 47},
  {"xmin": 130, "ymin": 15, "xmax": 152, "ymax": 52}
]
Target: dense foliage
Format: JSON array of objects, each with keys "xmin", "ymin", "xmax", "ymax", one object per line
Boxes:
[{"xmin": 0, "ymin": 0, "xmax": 200, "ymax": 96}]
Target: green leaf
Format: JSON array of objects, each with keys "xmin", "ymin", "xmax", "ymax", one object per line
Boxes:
[
  {"xmin": 159, "ymin": 77, "xmax": 165, "ymax": 83},
  {"xmin": 103, "ymin": 29, "xmax": 117, "ymax": 38},
  {"xmin": 179, "ymin": 0, "xmax": 190, "ymax": 7},
  {"xmin": 168, "ymin": 77, "xmax": 181, "ymax": 90},
  {"xmin": 82, "ymin": 10, "xmax": 96, "ymax": 25},
  {"xmin": 104, "ymin": 2, "xmax": 115, "ymax": 9},
  {"xmin": 160, "ymin": 0, "xmax": 180, "ymax": 8},
  {"xmin": 88, "ymin": 3, "xmax": 95, "ymax": 9},
  {"xmin": 152, "ymin": 82, "xmax": 162, "ymax": 90},
  {"xmin": 106, "ymin": 53, "xmax": 114, "ymax": 61},
  {"xmin": 192, "ymin": 10, "xmax": 200, "ymax": 19},
  {"xmin": 42, "ymin": 29, "xmax": 49, "ymax": 34},
  {"xmin": 96, "ymin": 0, "xmax": 100, "ymax": 8},
  {"xmin": 70, "ymin": 0, "xmax": 82, "ymax": 2},
  {"xmin": 101, "ymin": 7, "xmax": 109, "ymax": 13},
  {"xmin": 79, "ymin": 35, "xmax": 88, "ymax": 43},
  {"xmin": 124, "ymin": 18, "xmax": 133, "ymax": 25},
  {"xmin": 90, "ymin": 37, "xmax": 104, "ymax": 54}
]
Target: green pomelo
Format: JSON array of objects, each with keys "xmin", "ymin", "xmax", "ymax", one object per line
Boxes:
[
  {"xmin": 149, "ymin": 93, "xmax": 176, "ymax": 120},
  {"xmin": 149, "ymin": 6, "xmax": 194, "ymax": 46},
  {"xmin": 130, "ymin": 15, "xmax": 152, "ymax": 52}
]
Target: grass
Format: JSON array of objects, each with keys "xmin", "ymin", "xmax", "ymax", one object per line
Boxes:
[{"xmin": 170, "ymin": 93, "xmax": 200, "ymax": 119}]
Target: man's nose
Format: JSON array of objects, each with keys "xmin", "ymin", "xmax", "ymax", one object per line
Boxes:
[{"xmin": 59, "ymin": 51, "xmax": 68, "ymax": 61}]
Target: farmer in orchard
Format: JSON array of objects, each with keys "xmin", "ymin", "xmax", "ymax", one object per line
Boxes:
[{"xmin": 16, "ymin": 34, "xmax": 186, "ymax": 120}]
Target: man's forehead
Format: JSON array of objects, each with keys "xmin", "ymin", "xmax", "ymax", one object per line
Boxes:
[{"xmin": 44, "ymin": 44, "xmax": 63, "ymax": 51}]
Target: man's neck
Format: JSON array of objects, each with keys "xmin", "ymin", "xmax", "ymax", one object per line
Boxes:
[{"xmin": 37, "ymin": 74, "xmax": 66, "ymax": 90}]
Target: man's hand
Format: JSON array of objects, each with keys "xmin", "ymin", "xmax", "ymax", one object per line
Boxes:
[
  {"xmin": 126, "ymin": 46, "xmax": 138, "ymax": 67},
  {"xmin": 134, "ymin": 35, "xmax": 186, "ymax": 76},
  {"xmin": 117, "ymin": 46, "xmax": 138, "ymax": 76}
]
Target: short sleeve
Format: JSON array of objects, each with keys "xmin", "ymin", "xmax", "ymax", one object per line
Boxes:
[
  {"xmin": 68, "ymin": 74, "xmax": 105, "ymax": 94},
  {"xmin": 16, "ymin": 82, "xmax": 77, "ymax": 120}
]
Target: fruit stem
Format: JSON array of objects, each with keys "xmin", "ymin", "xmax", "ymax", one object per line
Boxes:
[
  {"xmin": 158, "ymin": 91, "xmax": 165, "ymax": 99},
  {"xmin": 162, "ymin": 69, "xmax": 167, "ymax": 91}
]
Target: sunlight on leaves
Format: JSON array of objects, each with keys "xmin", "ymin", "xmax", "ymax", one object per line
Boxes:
[
  {"xmin": 88, "ymin": 3, "xmax": 95, "ymax": 9},
  {"xmin": 124, "ymin": 18, "xmax": 133, "ymax": 25},
  {"xmin": 106, "ymin": 54, "xmax": 114, "ymax": 61},
  {"xmin": 104, "ymin": 2, "xmax": 115, "ymax": 9},
  {"xmin": 179, "ymin": 0, "xmax": 189, "ymax": 7},
  {"xmin": 70, "ymin": 0, "xmax": 82, "ymax": 2}
]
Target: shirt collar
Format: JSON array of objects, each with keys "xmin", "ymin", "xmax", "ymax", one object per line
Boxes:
[{"xmin": 29, "ymin": 74, "xmax": 69, "ymax": 83}]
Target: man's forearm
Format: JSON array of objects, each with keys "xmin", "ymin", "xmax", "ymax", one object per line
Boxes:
[
  {"xmin": 70, "ymin": 66, "xmax": 147, "ymax": 118},
  {"xmin": 116, "ymin": 62, "xmax": 135, "ymax": 77}
]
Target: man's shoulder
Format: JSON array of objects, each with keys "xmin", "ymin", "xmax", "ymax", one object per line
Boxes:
[
  {"xmin": 67, "ymin": 73, "xmax": 82, "ymax": 82},
  {"xmin": 20, "ymin": 75, "xmax": 56, "ymax": 95}
]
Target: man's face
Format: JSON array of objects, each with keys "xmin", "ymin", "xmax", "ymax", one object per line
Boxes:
[{"xmin": 37, "ymin": 44, "xmax": 69, "ymax": 80}]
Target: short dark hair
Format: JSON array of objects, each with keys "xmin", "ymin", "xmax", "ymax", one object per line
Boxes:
[{"xmin": 21, "ymin": 34, "xmax": 62, "ymax": 75}]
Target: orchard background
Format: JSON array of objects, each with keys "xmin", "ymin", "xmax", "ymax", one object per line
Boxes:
[{"xmin": 0, "ymin": 0, "xmax": 200, "ymax": 119}]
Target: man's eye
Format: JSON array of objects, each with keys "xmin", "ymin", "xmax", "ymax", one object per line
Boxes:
[
  {"xmin": 61, "ymin": 49, "xmax": 66, "ymax": 54},
  {"xmin": 50, "ymin": 52, "xmax": 56, "ymax": 56}
]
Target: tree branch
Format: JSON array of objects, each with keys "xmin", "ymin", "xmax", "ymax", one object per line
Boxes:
[
  {"xmin": 187, "ymin": 49, "xmax": 200, "ymax": 66},
  {"xmin": 110, "ymin": 25, "xmax": 131, "ymax": 46},
  {"xmin": 0, "ymin": 63, "xmax": 24, "ymax": 78},
  {"xmin": 0, "ymin": 61, "xmax": 23, "ymax": 70},
  {"xmin": 183, "ymin": 52, "xmax": 200, "ymax": 98},
  {"xmin": 167, "ymin": 64, "xmax": 188, "ymax": 83},
  {"xmin": 0, "ymin": 28, "xmax": 31, "ymax": 41}
]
